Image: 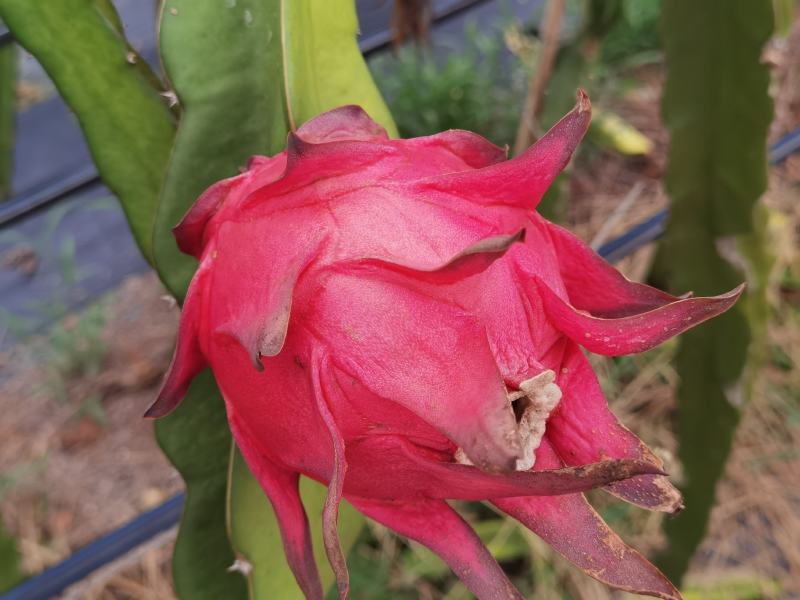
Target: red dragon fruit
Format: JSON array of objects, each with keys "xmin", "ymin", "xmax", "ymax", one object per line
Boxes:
[{"xmin": 148, "ymin": 92, "xmax": 742, "ymax": 600}]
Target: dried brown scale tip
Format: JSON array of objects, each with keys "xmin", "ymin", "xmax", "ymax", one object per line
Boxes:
[{"xmin": 575, "ymin": 88, "xmax": 591, "ymax": 113}]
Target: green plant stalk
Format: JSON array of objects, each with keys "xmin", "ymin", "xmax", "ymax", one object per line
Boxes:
[
  {"xmin": 155, "ymin": 372, "xmax": 248, "ymax": 600},
  {"xmin": 654, "ymin": 0, "xmax": 773, "ymax": 582},
  {"xmin": 0, "ymin": 40, "xmax": 14, "ymax": 201},
  {"xmin": 0, "ymin": 0, "xmax": 175, "ymax": 263},
  {"xmin": 534, "ymin": 0, "xmax": 629, "ymax": 221}
]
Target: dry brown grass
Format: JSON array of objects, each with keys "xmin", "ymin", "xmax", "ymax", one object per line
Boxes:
[{"xmin": 0, "ymin": 273, "xmax": 183, "ymax": 596}]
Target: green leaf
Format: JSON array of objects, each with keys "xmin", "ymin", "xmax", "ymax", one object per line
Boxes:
[
  {"xmin": 0, "ymin": 0, "xmax": 175, "ymax": 262},
  {"xmin": 153, "ymin": 0, "xmax": 288, "ymax": 297},
  {"xmin": 92, "ymin": 0, "xmax": 124, "ymax": 34},
  {"xmin": 228, "ymin": 450, "xmax": 363, "ymax": 599},
  {"xmin": 153, "ymin": 1, "xmax": 397, "ymax": 598},
  {"xmin": 0, "ymin": 38, "xmax": 15, "ymax": 201},
  {"xmin": 281, "ymin": 0, "xmax": 396, "ymax": 132},
  {"xmin": 585, "ymin": 0, "xmax": 625, "ymax": 39},
  {"xmin": 589, "ymin": 110, "xmax": 652, "ymax": 156},
  {"xmin": 154, "ymin": 371, "xmax": 248, "ymax": 600},
  {"xmin": 654, "ymin": 0, "xmax": 773, "ymax": 583},
  {"xmin": 369, "ymin": 25, "xmax": 519, "ymax": 146}
]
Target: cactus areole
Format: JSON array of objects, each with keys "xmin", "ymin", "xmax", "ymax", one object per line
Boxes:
[{"xmin": 149, "ymin": 92, "xmax": 741, "ymax": 600}]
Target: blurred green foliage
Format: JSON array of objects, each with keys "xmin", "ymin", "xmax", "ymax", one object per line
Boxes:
[
  {"xmin": 683, "ymin": 576, "xmax": 782, "ymax": 600},
  {"xmin": 370, "ymin": 24, "xmax": 524, "ymax": 147},
  {"xmin": 0, "ymin": 521, "xmax": 21, "ymax": 594},
  {"xmin": 598, "ymin": 0, "xmax": 661, "ymax": 66},
  {"xmin": 41, "ymin": 302, "xmax": 108, "ymax": 403},
  {"xmin": 339, "ymin": 516, "xmax": 534, "ymax": 600}
]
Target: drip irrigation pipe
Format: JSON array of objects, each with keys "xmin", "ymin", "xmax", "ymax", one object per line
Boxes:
[
  {"xmin": 595, "ymin": 126, "xmax": 799, "ymax": 262},
  {"xmin": 1, "ymin": 495, "xmax": 185, "ymax": 600},
  {"xmin": 0, "ymin": 164, "xmax": 101, "ymax": 227}
]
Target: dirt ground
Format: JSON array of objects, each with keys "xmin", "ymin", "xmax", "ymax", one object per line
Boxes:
[
  {"xmin": 0, "ymin": 273, "xmax": 183, "ymax": 587},
  {"xmin": 2, "ymin": 16, "xmax": 800, "ymax": 600}
]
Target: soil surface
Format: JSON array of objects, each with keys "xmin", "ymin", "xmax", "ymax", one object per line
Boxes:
[{"xmin": 0, "ymin": 272, "xmax": 182, "ymax": 578}]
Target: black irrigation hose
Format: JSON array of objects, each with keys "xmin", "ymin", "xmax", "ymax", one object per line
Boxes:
[
  {"xmin": 1, "ymin": 495, "xmax": 185, "ymax": 600},
  {"xmin": 597, "ymin": 209, "xmax": 668, "ymax": 264},
  {"xmin": 769, "ymin": 123, "xmax": 800, "ymax": 163},
  {"xmin": 596, "ymin": 125, "xmax": 800, "ymax": 261},
  {"xmin": 0, "ymin": 164, "xmax": 101, "ymax": 227}
]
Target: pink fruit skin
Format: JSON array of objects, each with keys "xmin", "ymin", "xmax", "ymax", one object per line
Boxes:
[{"xmin": 150, "ymin": 92, "xmax": 741, "ymax": 600}]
